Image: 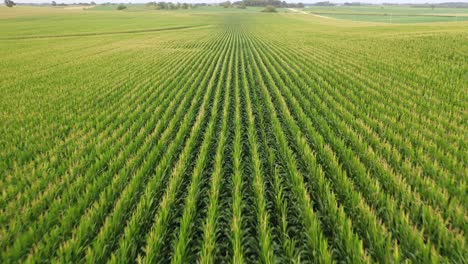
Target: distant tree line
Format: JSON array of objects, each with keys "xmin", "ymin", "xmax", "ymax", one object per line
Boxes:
[
  {"xmin": 50, "ymin": 1, "xmax": 94, "ymax": 6},
  {"xmin": 51, "ymin": 1, "xmax": 95, "ymax": 6},
  {"xmin": 4, "ymin": 0, "xmax": 100, "ymax": 6},
  {"xmin": 80, "ymin": 1, "xmax": 96, "ymax": 4},
  {"xmin": 51, "ymin": 1, "xmax": 72, "ymax": 6},
  {"xmin": 410, "ymin": 2, "xmax": 468, "ymax": 8},
  {"xmin": 219, "ymin": 1, "xmax": 246, "ymax": 9},
  {"xmin": 146, "ymin": 2, "xmax": 194, "ymax": 10},
  {"xmin": 240, "ymin": 0, "xmax": 304, "ymax": 8},
  {"xmin": 343, "ymin": 2, "xmax": 362, "ymax": 6},
  {"xmin": 310, "ymin": 1, "xmax": 335, "ymax": 6}
]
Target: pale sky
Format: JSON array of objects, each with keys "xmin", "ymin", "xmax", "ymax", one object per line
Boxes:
[{"xmin": 13, "ymin": 0, "xmax": 468, "ymax": 5}]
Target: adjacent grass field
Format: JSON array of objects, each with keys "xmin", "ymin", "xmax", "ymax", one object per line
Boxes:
[
  {"xmin": 1, "ymin": 6, "xmax": 467, "ymax": 263},
  {"xmin": 304, "ymin": 5, "xmax": 468, "ymax": 23}
]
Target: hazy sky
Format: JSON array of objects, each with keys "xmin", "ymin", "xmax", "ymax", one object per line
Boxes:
[{"xmin": 13, "ymin": 0, "xmax": 468, "ymax": 5}]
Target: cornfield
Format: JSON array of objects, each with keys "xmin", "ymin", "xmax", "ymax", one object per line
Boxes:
[{"xmin": 1, "ymin": 9, "xmax": 467, "ymax": 264}]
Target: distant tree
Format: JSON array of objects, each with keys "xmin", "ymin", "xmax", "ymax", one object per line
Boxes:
[
  {"xmin": 262, "ymin": 5, "xmax": 276, "ymax": 12},
  {"xmin": 4, "ymin": 0, "xmax": 16, "ymax": 7},
  {"xmin": 158, "ymin": 2, "xmax": 166, "ymax": 9},
  {"xmin": 297, "ymin": 2, "xmax": 304, "ymax": 8},
  {"xmin": 90, "ymin": 1, "xmax": 95, "ymax": 4},
  {"xmin": 52, "ymin": 1, "xmax": 56, "ymax": 5},
  {"xmin": 182, "ymin": 3, "xmax": 188, "ymax": 9},
  {"xmin": 221, "ymin": 1, "xmax": 231, "ymax": 8},
  {"xmin": 117, "ymin": 4, "xmax": 127, "ymax": 10},
  {"xmin": 237, "ymin": 2, "xmax": 246, "ymax": 9}
]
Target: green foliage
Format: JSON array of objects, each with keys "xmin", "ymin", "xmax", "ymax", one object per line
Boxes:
[
  {"xmin": 116, "ymin": 4, "xmax": 127, "ymax": 10},
  {"xmin": 262, "ymin": 5, "xmax": 276, "ymax": 12},
  {"xmin": 237, "ymin": 3, "xmax": 246, "ymax": 9},
  {"xmin": 4, "ymin": 0, "xmax": 15, "ymax": 7},
  {"xmin": 221, "ymin": 1, "xmax": 231, "ymax": 8}
]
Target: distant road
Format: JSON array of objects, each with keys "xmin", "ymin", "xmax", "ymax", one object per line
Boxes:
[
  {"xmin": 288, "ymin": 8, "xmax": 334, "ymax": 19},
  {"xmin": 288, "ymin": 8, "xmax": 307, "ymax": 14}
]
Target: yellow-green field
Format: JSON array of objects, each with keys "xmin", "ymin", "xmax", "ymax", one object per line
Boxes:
[
  {"xmin": 1, "ymin": 6, "xmax": 467, "ymax": 263},
  {"xmin": 304, "ymin": 5, "xmax": 468, "ymax": 23}
]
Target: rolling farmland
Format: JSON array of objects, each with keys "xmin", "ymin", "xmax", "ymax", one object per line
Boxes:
[
  {"xmin": 303, "ymin": 5, "xmax": 468, "ymax": 23},
  {"xmin": 1, "ymin": 6, "xmax": 467, "ymax": 263}
]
